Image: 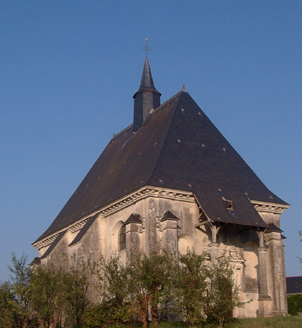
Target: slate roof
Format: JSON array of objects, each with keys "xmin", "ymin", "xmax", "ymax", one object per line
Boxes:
[
  {"xmin": 286, "ymin": 276, "xmax": 302, "ymax": 294},
  {"xmin": 160, "ymin": 210, "xmax": 180, "ymax": 222},
  {"xmin": 40, "ymin": 230, "xmax": 66, "ymax": 258},
  {"xmin": 134, "ymin": 57, "xmax": 160, "ymax": 95},
  {"xmin": 35, "ymin": 70, "xmax": 287, "ymax": 244},
  {"xmin": 133, "ymin": 57, "xmax": 161, "ymax": 132},
  {"xmin": 69, "ymin": 213, "xmax": 98, "ymax": 246},
  {"xmin": 124, "ymin": 214, "xmax": 142, "ymax": 225}
]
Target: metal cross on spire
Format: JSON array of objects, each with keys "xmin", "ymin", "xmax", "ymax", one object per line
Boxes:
[{"xmin": 141, "ymin": 38, "xmax": 152, "ymax": 57}]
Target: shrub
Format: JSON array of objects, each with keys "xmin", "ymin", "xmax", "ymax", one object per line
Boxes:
[
  {"xmin": 287, "ymin": 294, "xmax": 302, "ymax": 316},
  {"xmin": 92, "ymin": 254, "xmax": 134, "ymax": 325},
  {"xmin": 127, "ymin": 250, "xmax": 175, "ymax": 328},
  {"xmin": 172, "ymin": 251, "xmax": 208, "ymax": 327},
  {"xmin": 205, "ymin": 258, "xmax": 244, "ymax": 327}
]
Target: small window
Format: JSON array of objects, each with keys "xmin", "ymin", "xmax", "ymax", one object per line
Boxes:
[{"xmin": 119, "ymin": 226, "xmax": 126, "ymax": 251}]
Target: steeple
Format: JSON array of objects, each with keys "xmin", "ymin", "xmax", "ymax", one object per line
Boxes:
[{"xmin": 133, "ymin": 57, "xmax": 161, "ymax": 132}]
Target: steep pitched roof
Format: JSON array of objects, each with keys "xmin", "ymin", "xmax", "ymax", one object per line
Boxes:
[
  {"xmin": 160, "ymin": 210, "xmax": 180, "ymax": 222},
  {"xmin": 133, "ymin": 57, "xmax": 161, "ymax": 131},
  {"xmin": 135, "ymin": 57, "xmax": 160, "ymax": 94},
  {"xmin": 286, "ymin": 276, "xmax": 302, "ymax": 294},
  {"xmin": 35, "ymin": 90, "xmax": 287, "ymax": 243},
  {"xmin": 124, "ymin": 214, "xmax": 142, "ymax": 225}
]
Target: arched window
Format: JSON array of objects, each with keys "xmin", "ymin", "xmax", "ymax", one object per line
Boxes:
[{"xmin": 119, "ymin": 225, "xmax": 126, "ymax": 251}]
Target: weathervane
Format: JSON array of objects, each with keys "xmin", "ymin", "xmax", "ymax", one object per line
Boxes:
[{"xmin": 141, "ymin": 38, "xmax": 152, "ymax": 57}]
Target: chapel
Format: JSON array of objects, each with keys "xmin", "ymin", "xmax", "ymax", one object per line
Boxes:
[{"xmin": 33, "ymin": 55, "xmax": 289, "ymax": 318}]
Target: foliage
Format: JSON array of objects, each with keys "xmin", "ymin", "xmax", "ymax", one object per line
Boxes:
[
  {"xmin": 91, "ymin": 254, "xmax": 133, "ymax": 325},
  {"xmin": 287, "ymin": 294, "xmax": 302, "ymax": 316},
  {"xmin": 172, "ymin": 251, "xmax": 208, "ymax": 327},
  {"xmin": 0, "ymin": 254, "xmax": 92, "ymax": 328},
  {"xmin": 224, "ymin": 316, "xmax": 302, "ymax": 328},
  {"xmin": 127, "ymin": 250, "xmax": 175, "ymax": 328},
  {"xmin": 30, "ymin": 265, "xmax": 67, "ymax": 327},
  {"xmin": 79, "ymin": 316, "xmax": 302, "ymax": 328},
  {"xmin": 30, "ymin": 261, "xmax": 91, "ymax": 328},
  {"xmin": 83, "ymin": 300, "xmax": 133, "ymax": 328},
  {"xmin": 0, "ymin": 281, "xmax": 15, "ymax": 328},
  {"xmin": 83, "ymin": 303, "xmax": 107, "ymax": 327},
  {"xmin": 7, "ymin": 253, "xmax": 37, "ymax": 328},
  {"xmin": 205, "ymin": 258, "xmax": 244, "ymax": 327},
  {"xmin": 63, "ymin": 263, "xmax": 91, "ymax": 327},
  {"xmin": 171, "ymin": 252, "xmax": 245, "ymax": 328},
  {"xmin": 1, "ymin": 250, "xmax": 246, "ymax": 327}
]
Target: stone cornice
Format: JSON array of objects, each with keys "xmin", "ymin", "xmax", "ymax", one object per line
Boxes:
[
  {"xmin": 68, "ymin": 217, "xmax": 90, "ymax": 233},
  {"xmin": 32, "ymin": 215, "xmax": 94, "ymax": 251},
  {"xmin": 33, "ymin": 186, "xmax": 195, "ymax": 250},
  {"xmin": 33, "ymin": 233, "xmax": 60, "ymax": 250},
  {"xmin": 100, "ymin": 186, "xmax": 195, "ymax": 218},
  {"xmin": 250, "ymin": 200, "xmax": 290, "ymax": 215}
]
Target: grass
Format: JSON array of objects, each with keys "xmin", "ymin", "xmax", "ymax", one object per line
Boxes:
[
  {"xmin": 223, "ymin": 316, "xmax": 302, "ymax": 328},
  {"xmin": 78, "ymin": 316, "xmax": 302, "ymax": 328}
]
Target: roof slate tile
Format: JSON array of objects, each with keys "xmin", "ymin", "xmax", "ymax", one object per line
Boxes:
[{"xmin": 35, "ymin": 90, "xmax": 287, "ymax": 243}]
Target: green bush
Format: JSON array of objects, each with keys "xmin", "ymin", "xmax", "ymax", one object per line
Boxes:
[
  {"xmin": 1, "ymin": 251, "xmax": 247, "ymax": 327},
  {"xmin": 287, "ymin": 294, "xmax": 302, "ymax": 316},
  {"xmin": 83, "ymin": 300, "xmax": 133, "ymax": 327}
]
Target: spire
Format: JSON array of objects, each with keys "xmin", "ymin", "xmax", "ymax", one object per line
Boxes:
[
  {"xmin": 133, "ymin": 57, "xmax": 161, "ymax": 132},
  {"xmin": 137, "ymin": 57, "xmax": 157, "ymax": 92}
]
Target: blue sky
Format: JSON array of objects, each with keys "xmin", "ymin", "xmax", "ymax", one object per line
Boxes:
[{"xmin": 0, "ymin": 0, "xmax": 301, "ymax": 280}]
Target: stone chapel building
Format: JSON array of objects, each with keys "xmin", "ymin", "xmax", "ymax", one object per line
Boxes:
[{"xmin": 33, "ymin": 57, "xmax": 289, "ymax": 318}]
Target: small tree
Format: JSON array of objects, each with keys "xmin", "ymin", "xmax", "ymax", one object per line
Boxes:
[
  {"xmin": 0, "ymin": 281, "xmax": 15, "ymax": 328},
  {"xmin": 30, "ymin": 263, "xmax": 92, "ymax": 328},
  {"xmin": 205, "ymin": 258, "xmax": 244, "ymax": 327},
  {"xmin": 172, "ymin": 251, "xmax": 208, "ymax": 328},
  {"xmin": 63, "ymin": 262, "xmax": 91, "ymax": 327},
  {"xmin": 127, "ymin": 250, "xmax": 175, "ymax": 328},
  {"xmin": 7, "ymin": 253, "xmax": 34, "ymax": 328},
  {"xmin": 30, "ymin": 265, "xmax": 66, "ymax": 328},
  {"xmin": 91, "ymin": 254, "xmax": 132, "ymax": 325}
]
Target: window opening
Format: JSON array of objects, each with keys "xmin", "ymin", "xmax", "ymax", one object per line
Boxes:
[{"xmin": 119, "ymin": 225, "xmax": 126, "ymax": 250}]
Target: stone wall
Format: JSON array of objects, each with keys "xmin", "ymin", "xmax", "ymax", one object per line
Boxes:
[{"xmin": 35, "ymin": 190, "xmax": 289, "ymax": 318}]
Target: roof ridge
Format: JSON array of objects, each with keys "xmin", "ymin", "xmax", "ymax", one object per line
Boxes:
[
  {"xmin": 146, "ymin": 91, "xmax": 185, "ymax": 186},
  {"xmin": 152, "ymin": 89, "xmax": 185, "ymax": 114},
  {"xmin": 111, "ymin": 124, "xmax": 133, "ymax": 141}
]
